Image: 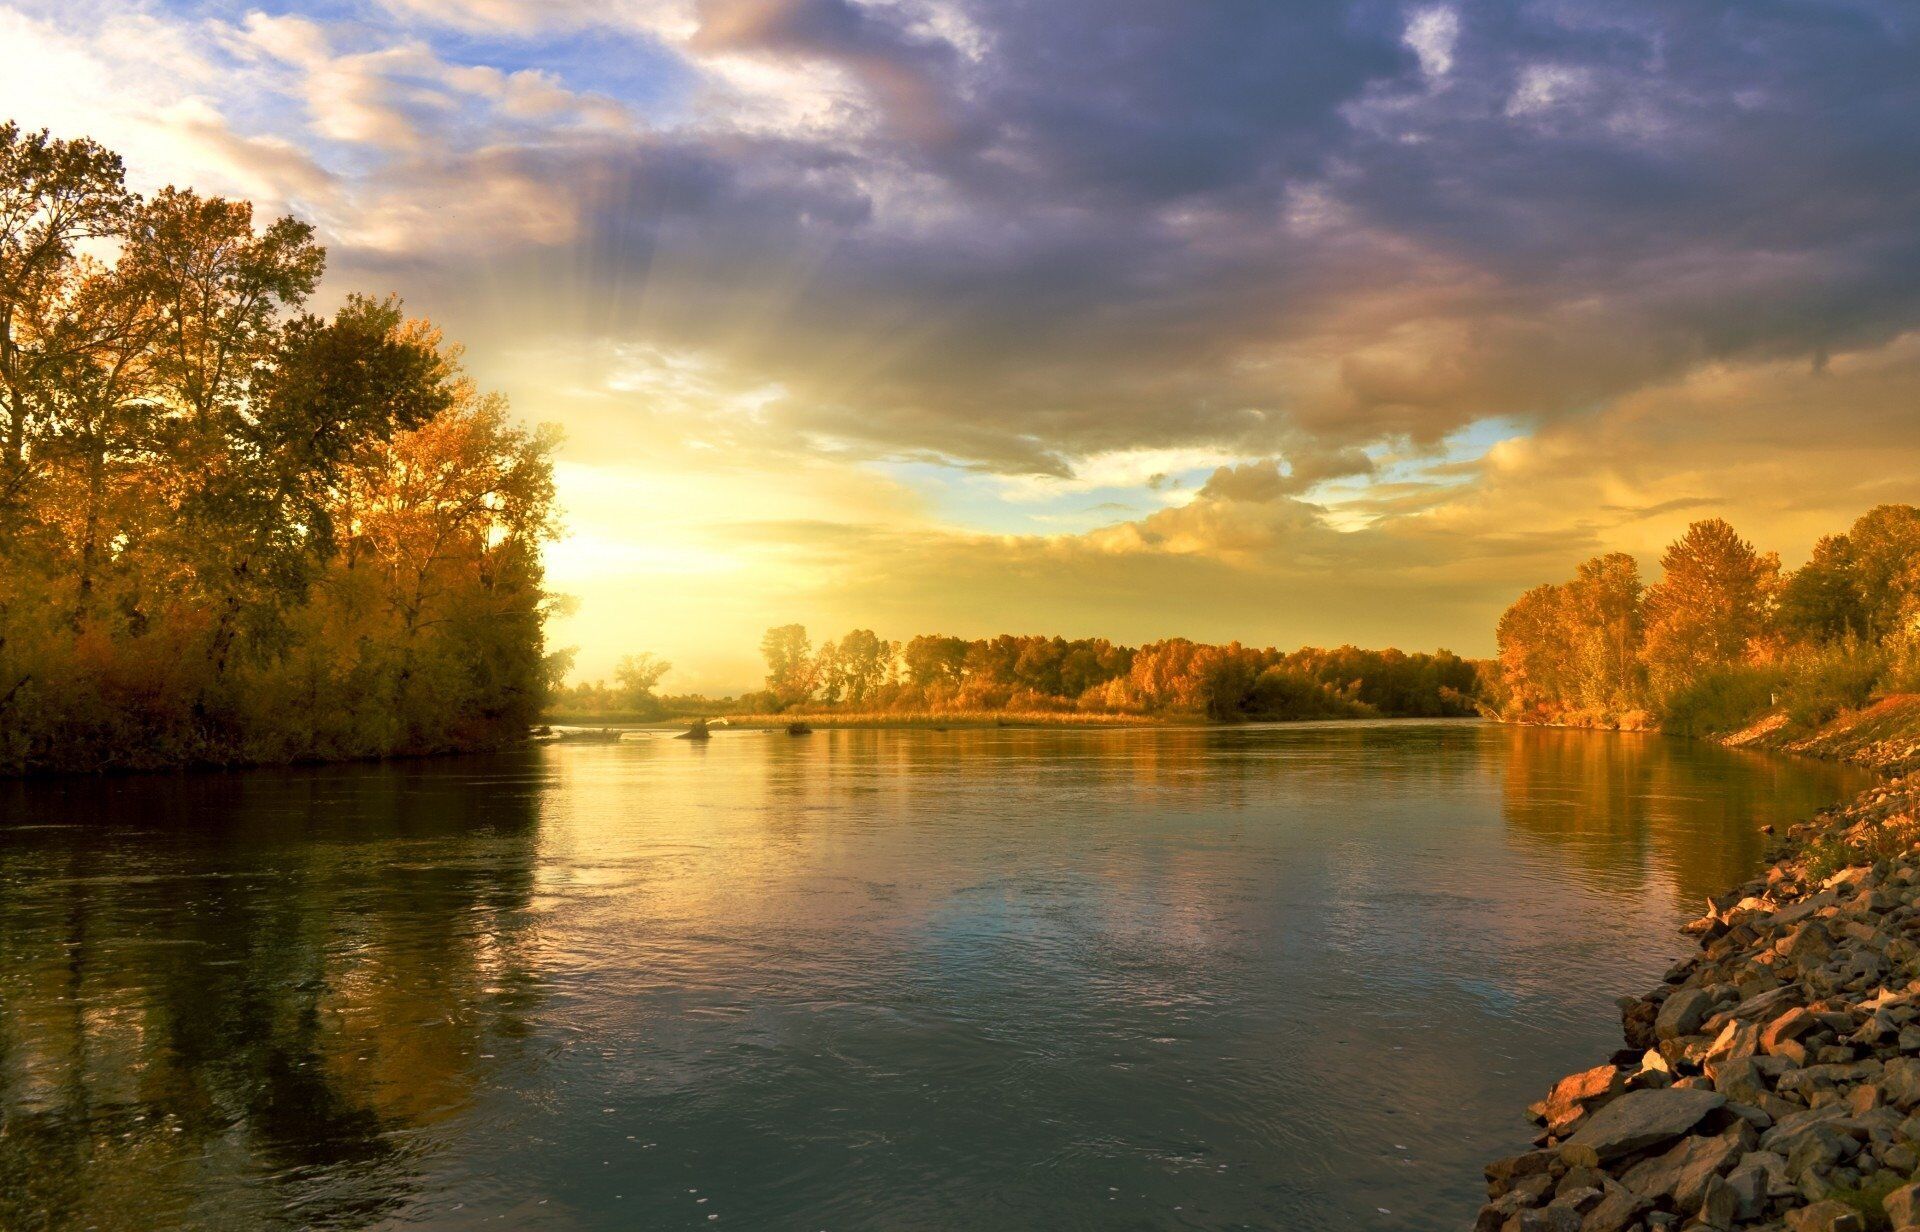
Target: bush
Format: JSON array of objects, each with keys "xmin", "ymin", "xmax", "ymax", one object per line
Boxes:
[
  {"xmin": 1658, "ymin": 665, "xmax": 1787, "ymax": 738},
  {"xmin": 1779, "ymin": 640, "xmax": 1885, "ymax": 730}
]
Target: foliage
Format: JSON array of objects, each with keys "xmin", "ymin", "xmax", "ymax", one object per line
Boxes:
[
  {"xmin": 1495, "ymin": 505, "xmax": 1920, "ymax": 738},
  {"xmin": 1658, "ymin": 666, "xmax": 1785, "ymax": 739},
  {"xmin": 0, "ymin": 124, "xmax": 559, "ymax": 774},
  {"xmin": 1778, "ymin": 640, "xmax": 1885, "ymax": 730},
  {"xmin": 721, "ymin": 628, "xmax": 1480, "ymax": 721}
]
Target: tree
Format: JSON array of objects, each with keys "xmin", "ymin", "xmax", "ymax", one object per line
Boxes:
[
  {"xmin": 1563, "ymin": 552, "xmax": 1645, "ymax": 711},
  {"xmin": 832, "ymin": 628, "xmax": 890, "ymax": 705},
  {"xmin": 760, "ymin": 624, "xmax": 815, "ymax": 709},
  {"xmin": 1496, "ymin": 583, "xmax": 1577, "ymax": 719},
  {"xmin": 613, "ymin": 654, "xmax": 671, "ymax": 713},
  {"xmin": 1845, "ymin": 505, "xmax": 1920, "ymax": 640},
  {"xmin": 1641, "ymin": 519, "xmax": 1780, "ymax": 695},
  {"xmin": 1780, "ymin": 534, "xmax": 1866, "ymax": 644},
  {"xmin": 902, "ymin": 634, "xmax": 967, "ymax": 688},
  {"xmin": 0, "ymin": 126, "xmax": 559, "ymax": 773},
  {"xmin": 0, "ymin": 123, "xmax": 134, "ymax": 503}
]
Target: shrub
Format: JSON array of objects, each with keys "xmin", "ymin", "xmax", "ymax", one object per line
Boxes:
[
  {"xmin": 1658, "ymin": 665, "xmax": 1787, "ymax": 737},
  {"xmin": 1779, "ymin": 640, "xmax": 1885, "ymax": 730}
]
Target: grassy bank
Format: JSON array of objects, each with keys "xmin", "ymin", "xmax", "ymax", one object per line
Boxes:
[{"xmin": 1723, "ymin": 693, "xmax": 1920, "ymax": 776}]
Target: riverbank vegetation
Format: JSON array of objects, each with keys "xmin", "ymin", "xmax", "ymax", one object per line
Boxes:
[
  {"xmin": 0, "ymin": 125, "xmax": 560, "ymax": 774},
  {"xmin": 558, "ymin": 629, "xmax": 1482, "ymax": 723},
  {"xmin": 1493, "ymin": 506, "xmax": 1920, "ymax": 739}
]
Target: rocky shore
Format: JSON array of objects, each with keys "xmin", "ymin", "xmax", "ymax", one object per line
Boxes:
[{"xmin": 1476, "ymin": 772, "xmax": 1920, "ymax": 1231}]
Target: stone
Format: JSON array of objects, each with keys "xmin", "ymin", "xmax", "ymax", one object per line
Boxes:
[
  {"xmin": 1705, "ymin": 1018, "xmax": 1763, "ymax": 1063},
  {"xmin": 1658, "ymin": 987, "xmax": 1718, "ymax": 1041},
  {"xmin": 1696, "ymin": 1173, "xmax": 1739, "ymax": 1229},
  {"xmin": 1620, "ymin": 1127, "xmax": 1746, "ymax": 1211},
  {"xmin": 1575, "ymin": 1180, "xmax": 1645, "ymax": 1232},
  {"xmin": 1564, "ymin": 1089, "xmax": 1727, "ymax": 1160},
  {"xmin": 1882, "ymin": 1057, "xmax": 1920, "ymax": 1108},
  {"xmin": 1887, "ymin": 1182, "xmax": 1920, "ymax": 1230},
  {"xmin": 1712, "ymin": 1056, "xmax": 1772, "ymax": 1105},
  {"xmin": 1487, "ymin": 1148, "xmax": 1563, "ymax": 1197},
  {"xmin": 1763, "ymin": 1006, "xmax": 1820, "ymax": 1054},
  {"xmin": 1721, "ymin": 1160, "xmax": 1769, "ymax": 1219},
  {"xmin": 1539, "ymin": 1065, "xmax": 1627, "ymax": 1135},
  {"xmin": 1785, "ymin": 1125, "xmax": 1860, "ymax": 1184},
  {"xmin": 1509, "ymin": 1205, "xmax": 1581, "ymax": 1232},
  {"xmin": 1783, "ymin": 1199, "xmax": 1865, "ymax": 1232}
]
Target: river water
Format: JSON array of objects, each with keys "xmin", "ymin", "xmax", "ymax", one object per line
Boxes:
[{"xmin": 0, "ymin": 721, "xmax": 1876, "ymax": 1231}]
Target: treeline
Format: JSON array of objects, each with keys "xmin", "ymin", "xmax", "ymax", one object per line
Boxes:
[
  {"xmin": 1494, "ymin": 507, "xmax": 1920, "ymax": 735},
  {"xmin": 738, "ymin": 626, "xmax": 1480, "ymax": 721},
  {"xmin": 0, "ymin": 125, "xmax": 560, "ymax": 773}
]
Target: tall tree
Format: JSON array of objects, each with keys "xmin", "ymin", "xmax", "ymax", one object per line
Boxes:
[
  {"xmin": 0, "ymin": 124, "xmax": 134, "ymax": 515},
  {"xmin": 760, "ymin": 624, "xmax": 815, "ymax": 708},
  {"xmin": 1563, "ymin": 552, "xmax": 1645, "ymax": 711},
  {"xmin": 1641, "ymin": 519, "xmax": 1780, "ymax": 694}
]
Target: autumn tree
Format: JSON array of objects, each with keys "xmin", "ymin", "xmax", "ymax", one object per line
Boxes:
[
  {"xmin": 1641, "ymin": 519, "xmax": 1780, "ymax": 694},
  {"xmin": 760, "ymin": 624, "xmax": 815, "ymax": 709},
  {"xmin": 1845, "ymin": 505, "xmax": 1920, "ymax": 640},
  {"xmin": 0, "ymin": 125, "xmax": 560, "ymax": 774},
  {"xmin": 1780, "ymin": 534, "xmax": 1866, "ymax": 644},
  {"xmin": 614, "ymin": 654, "xmax": 672, "ymax": 713}
]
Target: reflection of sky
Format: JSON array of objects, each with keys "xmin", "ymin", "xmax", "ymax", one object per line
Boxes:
[{"xmin": 0, "ymin": 725, "xmax": 1875, "ymax": 1231}]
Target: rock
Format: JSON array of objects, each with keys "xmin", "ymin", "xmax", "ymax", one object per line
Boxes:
[
  {"xmin": 1575, "ymin": 1180, "xmax": 1645, "ymax": 1232},
  {"xmin": 1888, "ymin": 1182, "xmax": 1920, "ymax": 1229},
  {"xmin": 1619, "ymin": 1126, "xmax": 1747, "ymax": 1211},
  {"xmin": 1620, "ymin": 997, "xmax": 1661, "ymax": 1050},
  {"xmin": 1882, "ymin": 1056, "xmax": 1920, "ymax": 1108},
  {"xmin": 1564, "ymin": 1089, "xmax": 1727, "ymax": 1160},
  {"xmin": 1721, "ymin": 1159, "xmax": 1770, "ymax": 1219},
  {"xmin": 1763, "ymin": 1006, "xmax": 1820, "ymax": 1054},
  {"xmin": 1510, "ymin": 1205, "xmax": 1582, "ymax": 1232},
  {"xmin": 1486, "ymin": 1148, "xmax": 1565, "ymax": 1197},
  {"xmin": 1696, "ymin": 1173, "xmax": 1739, "ymax": 1229},
  {"xmin": 1711, "ymin": 1056, "xmax": 1772, "ymax": 1105},
  {"xmin": 1539, "ymin": 1065, "xmax": 1628, "ymax": 1135},
  {"xmin": 1705, "ymin": 1017, "xmax": 1763, "ymax": 1062},
  {"xmin": 1784, "ymin": 1124, "xmax": 1859, "ymax": 1183},
  {"xmin": 1783, "ymin": 1199, "xmax": 1866, "ymax": 1232},
  {"xmin": 1657, "ymin": 986, "xmax": 1717, "ymax": 1041}
]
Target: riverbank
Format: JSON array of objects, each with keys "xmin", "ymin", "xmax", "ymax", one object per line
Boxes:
[
  {"xmin": 1474, "ymin": 764, "xmax": 1920, "ymax": 1230},
  {"xmin": 1724, "ymin": 696, "xmax": 1920, "ymax": 778}
]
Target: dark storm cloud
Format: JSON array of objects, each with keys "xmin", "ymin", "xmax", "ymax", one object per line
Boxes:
[{"xmin": 416, "ymin": 0, "xmax": 1920, "ymax": 476}]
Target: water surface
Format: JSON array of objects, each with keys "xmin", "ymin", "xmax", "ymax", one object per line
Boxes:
[{"xmin": 0, "ymin": 721, "xmax": 1875, "ymax": 1231}]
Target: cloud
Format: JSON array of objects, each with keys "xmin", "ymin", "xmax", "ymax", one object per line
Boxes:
[
  {"xmin": 1404, "ymin": 6, "xmax": 1460, "ymax": 79},
  {"xmin": 13, "ymin": 0, "xmax": 1920, "ymax": 683}
]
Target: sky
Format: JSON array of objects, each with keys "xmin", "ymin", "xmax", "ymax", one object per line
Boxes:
[{"xmin": 6, "ymin": 0, "xmax": 1918, "ymax": 692}]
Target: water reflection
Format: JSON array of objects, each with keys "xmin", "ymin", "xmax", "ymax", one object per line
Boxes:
[
  {"xmin": 0, "ymin": 758, "xmax": 545, "ymax": 1230},
  {"xmin": 1496, "ymin": 726, "xmax": 1870, "ymax": 905},
  {"xmin": 0, "ymin": 726, "xmax": 1875, "ymax": 1231}
]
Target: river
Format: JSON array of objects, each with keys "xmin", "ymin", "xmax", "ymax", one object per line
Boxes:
[{"xmin": 0, "ymin": 720, "xmax": 1876, "ymax": 1231}]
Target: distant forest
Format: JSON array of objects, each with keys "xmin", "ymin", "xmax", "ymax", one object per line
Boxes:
[
  {"xmin": 0, "ymin": 125, "xmax": 560, "ymax": 774},
  {"xmin": 1493, "ymin": 505, "xmax": 1920, "ymax": 736},
  {"xmin": 555, "ymin": 631, "xmax": 1483, "ymax": 723}
]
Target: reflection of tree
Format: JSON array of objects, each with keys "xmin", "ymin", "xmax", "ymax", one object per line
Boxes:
[
  {"xmin": 1497, "ymin": 726, "xmax": 1867, "ymax": 904},
  {"xmin": 0, "ymin": 755, "xmax": 543, "ymax": 1231}
]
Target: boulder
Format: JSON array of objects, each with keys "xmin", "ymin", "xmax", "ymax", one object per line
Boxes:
[
  {"xmin": 1763, "ymin": 1006, "xmax": 1820, "ymax": 1054},
  {"xmin": 1563, "ymin": 1089, "xmax": 1726, "ymax": 1160},
  {"xmin": 1539, "ymin": 1065, "xmax": 1628, "ymax": 1135},
  {"xmin": 1619, "ymin": 1126, "xmax": 1747, "ymax": 1212},
  {"xmin": 1657, "ymin": 987, "xmax": 1717, "ymax": 1041}
]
